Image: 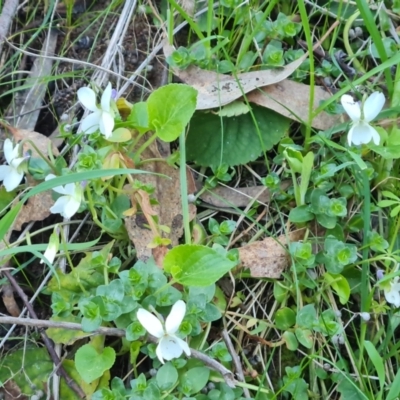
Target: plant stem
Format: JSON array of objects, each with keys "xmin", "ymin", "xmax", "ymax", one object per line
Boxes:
[{"xmin": 179, "ymin": 131, "xmax": 191, "ymax": 244}]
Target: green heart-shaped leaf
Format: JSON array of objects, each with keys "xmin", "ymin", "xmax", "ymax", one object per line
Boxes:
[{"xmin": 75, "ymin": 344, "xmax": 116, "ymax": 383}]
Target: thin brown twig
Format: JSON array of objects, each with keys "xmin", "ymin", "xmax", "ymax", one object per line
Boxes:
[
  {"xmin": 0, "ymin": 315, "xmax": 238, "ymax": 388},
  {"xmin": 189, "ymin": 348, "xmax": 236, "ymax": 388},
  {"xmin": 1, "ymin": 267, "xmax": 86, "ymax": 399},
  {"xmin": 0, "ymin": 315, "xmax": 126, "ymax": 336},
  {"xmin": 222, "ymin": 329, "xmax": 250, "ymax": 397}
]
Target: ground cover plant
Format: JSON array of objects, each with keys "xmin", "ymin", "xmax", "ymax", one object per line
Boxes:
[{"xmin": 1, "ymin": 0, "xmax": 400, "ymax": 399}]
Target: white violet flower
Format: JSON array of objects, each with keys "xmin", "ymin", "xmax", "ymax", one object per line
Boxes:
[
  {"xmin": 45, "ymin": 174, "xmax": 84, "ymax": 219},
  {"xmin": 77, "ymin": 82, "xmax": 115, "ymax": 138},
  {"xmin": 137, "ymin": 300, "xmax": 191, "ymax": 364},
  {"xmin": 341, "ymin": 91, "xmax": 385, "ymax": 146},
  {"xmin": 0, "ymin": 138, "xmax": 27, "ymax": 192},
  {"xmin": 384, "ymin": 276, "xmax": 400, "ymax": 308},
  {"xmin": 41, "ymin": 227, "xmax": 60, "ymax": 265}
]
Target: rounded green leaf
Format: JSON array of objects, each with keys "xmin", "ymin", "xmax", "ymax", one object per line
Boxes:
[
  {"xmin": 323, "ymin": 273, "xmax": 350, "ymax": 305},
  {"xmin": 147, "ymin": 84, "xmax": 197, "ymax": 142},
  {"xmin": 295, "ymin": 328, "xmax": 313, "ymax": 349},
  {"xmin": 275, "ymin": 307, "xmax": 296, "ymax": 330},
  {"xmin": 180, "ymin": 366, "xmax": 210, "ymax": 394},
  {"xmin": 282, "ymin": 331, "xmax": 298, "ymax": 351},
  {"xmin": 296, "ymin": 304, "xmax": 317, "ymax": 328},
  {"xmin": 75, "ymin": 344, "xmax": 116, "ymax": 383},
  {"xmin": 107, "ymin": 128, "xmax": 132, "ymax": 142},
  {"xmin": 164, "ymin": 244, "xmax": 237, "ymax": 286},
  {"xmin": 186, "ymin": 105, "xmax": 290, "ymax": 168},
  {"xmin": 156, "ymin": 363, "xmax": 178, "ymax": 390}
]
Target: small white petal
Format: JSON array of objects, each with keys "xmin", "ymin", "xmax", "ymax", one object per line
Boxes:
[
  {"xmin": 63, "ymin": 183, "xmax": 78, "ymax": 196},
  {"xmin": 52, "ymin": 185, "xmax": 68, "ymax": 195},
  {"xmin": 0, "ymin": 165, "xmax": 11, "ymax": 182},
  {"xmin": 45, "ymin": 174, "xmax": 57, "ymax": 181},
  {"xmin": 101, "ymin": 83, "xmax": 112, "ymax": 113},
  {"xmin": 77, "ymin": 87, "xmax": 98, "ymax": 112},
  {"xmin": 3, "ymin": 139, "xmax": 15, "ymax": 164},
  {"xmin": 341, "ymin": 94, "xmax": 361, "ymax": 121},
  {"xmin": 165, "ymin": 300, "xmax": 186, "ymax": 334},
  {"xmin": 174, "ymin": 336, "xmax": 191, "ymax": 356},
  {"xmin": 385, "ymin": 289, "xmax": 400, "ymax": 307},
  {"xmin": 50, "ymin": 196, "xmax": 70, "ymax": 216},
  {"xmin": 368, "ymin": 125, "xmax": 380, "ymax": 145},
  {"xmin": 348, "ymin": 122, "xmax": 379, "ymax": 146},
  {"xmin": 41, "ymin": 244, "xmax": 57, "ymax": 264},
  {"xmin": 63, "ymin": 196, "xmax": 81, "ymax": 219},
  {"xmin": 10, "ymin": 157, "xmax": 25, "ymax": 170},
  {"xmin": 158, "ymin": 335, "xmax": 184, "ymax": 362},
  {"xmin": 3, "ymin": 168, "xmax": 24, "ymax": 191},
  {"xmin": 137, "ymin": 308, "xmax": 164, "ymax": 338},
  {"xmin": 11, "ymin": 143, "xmax": 21, "ymax": 160},
  {"xmin": 156, "ymin": 343, "xmax": 165, "ymax": 364},
  {"xmin": 99, "ymin": 111, "xmax": 115, "ymax": 138},
  {"xmin": 80, "ymin": 111, "xmax": 101, "ymax": 134},
  {"xmin": 363, "ymin": 92, "xmax": 385, "ymax": 122}
]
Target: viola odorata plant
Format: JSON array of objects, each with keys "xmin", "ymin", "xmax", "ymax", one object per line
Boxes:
[
  {"xmin": 45, "ymin": 174, "xmax": 84, "ymax": 219},
  {"xmin": 77, "ymin": 82, "xmax": 115, "ymax": 139},
  {"xmin": 137, "ymin": 300, "xmax": 191, "ymax": 364},
  {"xmin": 341, "ymin": 91, "xmax": 385, "ymax": 146},
  {"xmin": 0, "ymin": 138, "xmax": 28, "ymax": 192}
]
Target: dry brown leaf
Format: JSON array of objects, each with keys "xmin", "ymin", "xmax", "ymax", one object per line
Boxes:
[
  {"xmin": 246, "ymin": 80, "xmax": 341, "ymax": 130},
  {"xmin": 2, "ymin": 124, "xmax": 60, "ymax": 157},
  {"xmin": 199, "ymin": 181, "xmax": 291, "ymax": 208},
  {"xmin": 238, "ymin": 230, "xmax": 305, "ymax": 278},
  {"xmin": 164, "ymin": 44, "xmax": 308, "ymax": 110},
  {"xmin": 125, "ymin": 138, "xmax": 197, "ymax": 261},
  {"xmin": 14, "ymin": 190, "xmax": 54, "ymax": 231},
  {"xmin": 2, "ymin": 379, "xmax": 26, "ymax": 400}
]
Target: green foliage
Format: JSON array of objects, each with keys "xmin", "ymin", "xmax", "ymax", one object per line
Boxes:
[
  {"xmin": 75, "ymin": 344, "xmax": 116, "ymax": 384},
  {"xmin": 186, "ymin": 106, "xmax": 290, "ymax": 168},
  {"xmin": 263, "ymin": 40, "xmax": 285, "ymax": 66},
  {"xmin": 0, "ymin": 347, "xmax": 95, "ymax": 398},
  {"xmin": 147, "ymin": 84, "xmax": 197, "ymax": 142},
  {"xmin": 320, "ymin": 236, "xmax": 358, "ymax": 274},
  {"xmin": 275, "ymin": 307, "xmax": 296, "ymax": 330},
  {"xmin": 163, "ymin": 244, "xmax": 237, "ymax": 286},
  {"xmin": 156, "ymin": 363, "xmax": 178, "ymax": 391},
  {"xmin": 282, "ymin": 366, "xmax": 309, "ymax": 400},
  {"xmin": 208, "ymin": 217, "xmax": 236, "ymax": 245},
  {"xmin": 370, "ymin": 37, "xmax": 398, "ymax": 59},
  {"xmin": 167, "ymin": 46, "xmax": 192, "ymax": 69}
]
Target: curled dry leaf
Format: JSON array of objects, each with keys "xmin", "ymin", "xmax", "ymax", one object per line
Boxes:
[
  {"xmin": 246, "ymin": 80, "xmax": 341, "ymax": 130},
  {"xmin": 164, "ymin": 44, "xmax": 308, "ymax": 110},
  {"xmin": 238, "ymin": 229, "xmax": 305, "ymax": 278},
  {"xmin": 125, "ymin": 137, "xmax": 197, "ymax": 264}
]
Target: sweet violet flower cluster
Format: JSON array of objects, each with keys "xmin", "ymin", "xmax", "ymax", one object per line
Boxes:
[
  {"xmin": 341, "ymin": 91, "xmax": 385, "ymax": 146},
  {"xmin": 137, "ymin": 300, "xmax": 191, "ymax": 364}
]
